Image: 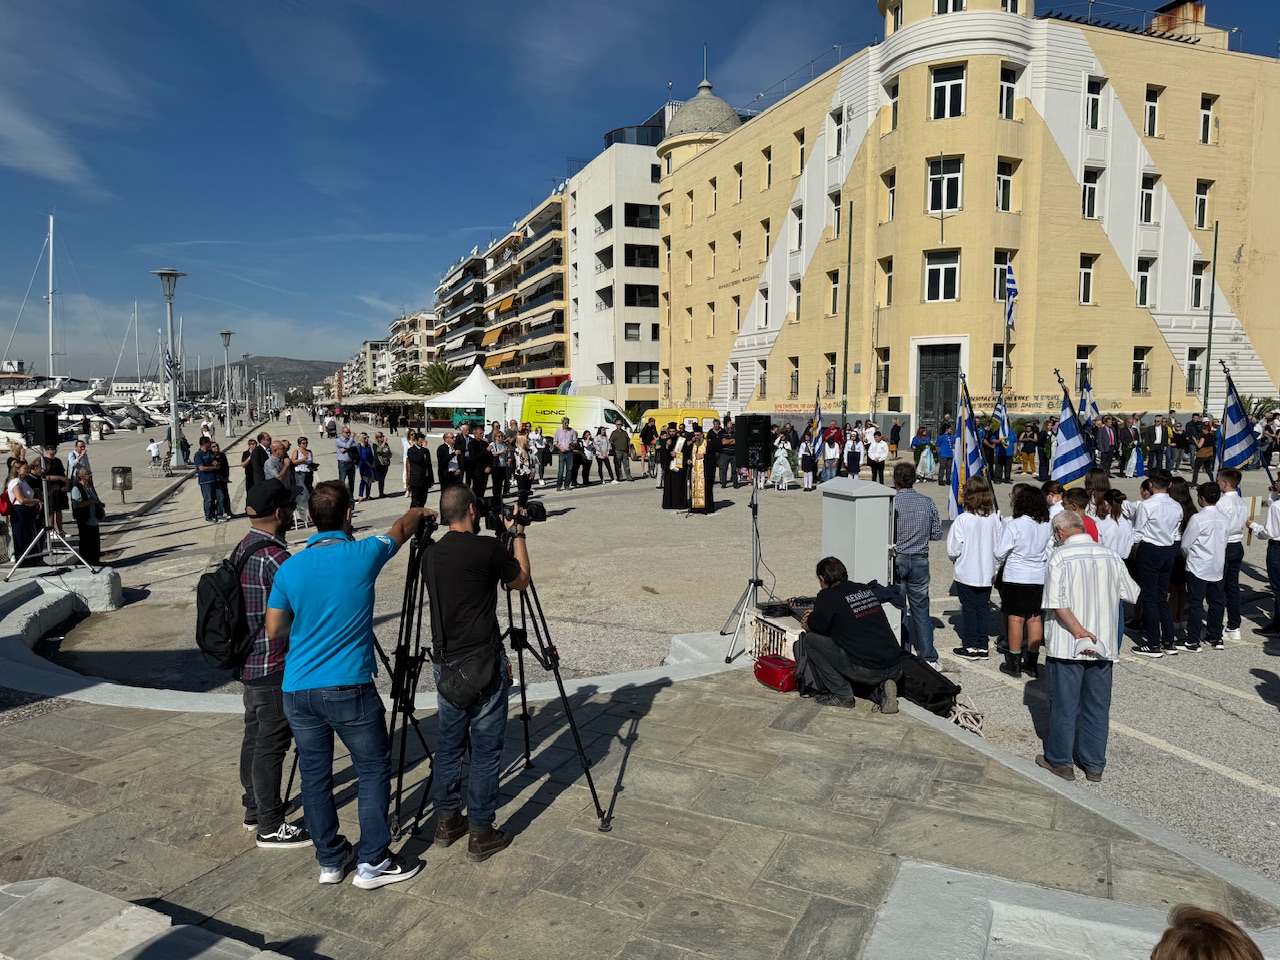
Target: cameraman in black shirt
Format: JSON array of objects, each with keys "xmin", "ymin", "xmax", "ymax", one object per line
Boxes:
[
  {"xmin": 425, "ymin": 484, "xmax": 530, "ymax": 861},
  {"xmin": 800, "ymin": 556, "xmax": 904, "ymax": 712}
]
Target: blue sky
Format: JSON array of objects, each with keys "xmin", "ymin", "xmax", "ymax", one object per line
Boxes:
[{"xmin": 1, "ymin": 0, "xmax": 1276, "ymax": 382}]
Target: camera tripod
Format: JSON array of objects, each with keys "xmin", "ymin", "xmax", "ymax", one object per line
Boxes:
[
  {"xmin": 720, "ymin": 479, "xmax": 775, "ymax": 662},
  {"xmin": 500, "ymin": 533, "xmax": 611, "ymax": 833},
  {"xmin": 373, "ymin": 522, "xmax": 437, "ymax": 839},
  {"xmin": 5, "ymin": 458, "xmax": 95, "ymax": 582}
]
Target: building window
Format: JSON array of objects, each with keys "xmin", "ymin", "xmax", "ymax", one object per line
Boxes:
[
  {"xmin": 758, "ymin": 288, "xmax": 770, "ymax": 328},
  {"xmin": 791, "ymin": 205, "xmax": 804, "ymax": 252},
  {"xmin": 790, "ymin": 279, "xmax": 802, "ymax": 322},
  {"xmin": 993, "ymin": 250, "xmax": 1013, "ymax": 301},
  {"xmin": 731, "ymin": 362, "xmax": 740, "ymax": 400},
  {"xmin": 1144, "ymin": 86, "xmax": 1160, "ymax": 137},
  {"xmin": 1195, "ymin": 180, "xmax": 1211, "ymax": 229},
  {"xmin": 1132, "ymin": 346, "xmax": 1150, "ymax": 394},
  {"xmin": 685, "ymin": 190, "xmax": 694, "ymax": 225},
  {"xmin": 685, "ymin": 366, "xmax": 693, "ymax": 400},
  {"xmin": 884, "ymin": 171, "xmax": 897, "ymax": 222},
  {"xmin": 665, "ymin": 154, "xmax": 671, "ymax": 175},
  {"xmin": 757, "ymin": 359, "xmax": 768, "ymax": 399},
  {"xmin": 762, "ymin": 146, "xmax": 772, "ymax": 189},
  {"xmin": 707, "ymin": 302, "xmax": 716, "ymax": 337},
  {"xmin": 991, "ymin": 344, "xmax": 1005, "ymax": 392},
  {"xmin": 651, "ymin": 322, "xmax": 660, "ymax": 341},
  {"xmin": 624, "ymin": 323, "xmax": 640, "ymax": 341},
  {"xmin": 732, "ymin": 295, "xmax": 741, "ymax": 331},
  {"xmin": 1191, "ymin": 261, "xmax": 1208, "ymax": 308},
  {"xmin": 1139, "ymin": 175, "xmax": 1159, "ymax": 225},
  {"xmin": 1186, "ymin": 347, "xmax": 1204, "ymax": 393},
  {"xmin": 1082, "ymin": 168, "xmax": 1101, "ymax": 219},
  {"xmin": 1136, "ymin": 257, "xmax": 1155, "ymax": 307},
  {"xmin": 996, "ymin": 160, "xmax": 1014, "ymax": 212},
  {"xmin": 928, "ymin": 157, "xmax": 962, "ymax": 212},
  {"xmin": 685, "ymin": 249, "xmax": 693, "ymax": 285},
  {"xmin": 624, "ymin": 243, "xmax": 659, "ymax": 268},
  {"xmin": 624, "ymin": 284, "xmax": 659, "ymax": 307},
  {"xmin": 892, "ymin": 2, "xmax": 903, "ymax": 31},
  {"xmin": 734, "ymin": 163, "xmax": 743, "ymax": 202},
  {"xmin": 877, "ymin": 348, "xmax": 891, "ymax": 394},
  {"xmin": 625, "ymin": 361, "xmax": 659, "ymax": 384},
  {"xmin": 926, "ymin": 250, "xmax": 960, "ymax": 302},
  {"xmin": 1000, "ymin": 67, "xmax": 1016, "ymax": 120},
  {"xmin": 651, "ymin": 163, "xmax": 661, "ymax": 183},
  {"xmin": 935, "ymin": 0, "xmax": 965, "ymax": 12},
  {"xmin": 1079, "ymin": 254, "xmax": 1096, "ymax": 305},
  {"xmin": 830, "ymin": 192, "xmax": 841, "ymax": 237},
  {"xmin": 932, "ymin": 65, "xmax": 966, "ymax": 119},
  {"xmin": 789, "ymin": 357, "xmax": 800, "ymax": 398},
  {"xmin": 829, "ymin": 271, "xmax": 840, "ymax": 315},
  {"xmin": 733, "ymin": 231, "xmax": 742, "ymax": 269},
  {"xmin": 1001, "ymin": 0, "xmax": 1020, "ymax": 10},
  {"xmin": 685, "ymin": 309, "xmax": 693, "ymax": 341},
  {"xmin": 1086, "ymin": 78, "xmax": 1104, "ymax": 130},
  {"xmin": 795, "ymin": 129, "xmax": 805, "ymax": 174},
  {"xmin": 1200, "ymin": 95, "xmax": 1216, "ymax": 144},
  {"xmin": 761, "ymin": 219, "xmax": 771, "ymax": 259},
  {"xmin": 708, "ymin": 178, "xmax": 718, "ymax": 215},
  {"xmin": 882, "ymin": 257, "xmax": 894, "ymax": 306},
  {"xmin": 825, "ymin": 353, "xmax": 837, "ymax": 396},
  {"xmin": 830, "ymin": 107, "xmax": 844, "ymax": 157},
  {"xmin": 708, "ymin": 241, "xmax": 716, "ymax": 277},
  {"xmin": 888, "ymin": 79, "xmax": 899, "ymax": 131},
  {"xmin": 1076, "ymin": 345, "xmax": 1092, "ymax": 393},
  {"xmin": 624, "ymin": 203, "xmax": 659, "ymax": 228}
]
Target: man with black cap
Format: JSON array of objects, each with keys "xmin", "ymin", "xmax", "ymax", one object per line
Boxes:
[{"xmin": 232, "ymin": 479, "xmax": 312, "ymax": 850}]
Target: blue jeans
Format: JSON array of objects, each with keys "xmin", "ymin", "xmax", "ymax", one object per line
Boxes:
[
  {"xmin": 557, "ymin": 450, "xmax": 573, "ymax": 488},
  {"xmin": 1044, "ymin": 658, "xmax": 1113, "ymax": 773},
  {"xmin": 337, "ymin": 460, "xmax": 355, "ymax": 495},
  {"xmin": 1224, "ymin": 541, "xmax": 1244, "ymax": 630},
  {"xmin": 955, "ymin": 582, "xmax": 992, "ymax": 650},
  {"xmin": 432, "ymin": 653, "xmax": 510, "ymax": 828},
  {"xmin": 896, "ymin": 554, "xmax": 936, "ymax": 661},
  {"xmin": 199, "ymin": 481, "xmax": 218, "ymax": 520},
  {"xmin": 284, "ymin": 683, "xmax": 391, "ymax": 868},
  {"xmin": 1185, "ymin": 572, "xmax": 1225, "ymax": 644}
]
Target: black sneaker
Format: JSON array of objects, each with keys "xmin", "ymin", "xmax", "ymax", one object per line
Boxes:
[
  {"xmin": 242, "ymin": 815, "xmax": 258, "ymax": 832},
  {"xmin": 1130, "ymin": 644, "xmax": 1164, "ymax": 659},
  {"xmin": 256, "ymin": 822, "xmax": 313, "ymax": 849},
  {"xmin": 1175, "ymin": 641, "xmax": 1200, "ymax": 653},
  {"xmin": 952, "ymin": 647, "xmax": 990, "ymax": 660},
  {"xmin": 1162, "ymin": 643, "xmax": 1179, "ymax": 655},
  {"xmin": 352, "ymin": 851, "xmax": 422, "ymax": 889},
  {"xmin": 1210, "ymin": 639, "xmax": 1225, "ymax": 650},
  {"xmin": 814, "ymin": 693, "xmax": 856, "ymax": 708}
]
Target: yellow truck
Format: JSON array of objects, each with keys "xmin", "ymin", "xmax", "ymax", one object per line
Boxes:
[{"xmin": 629, "ymin": 407, "xmax": 721, "ymax": 459}]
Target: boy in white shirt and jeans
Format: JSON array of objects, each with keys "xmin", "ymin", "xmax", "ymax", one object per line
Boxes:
[
  {"xmin": 1180, "ymin": 482, "xmax": 1228, "ymax": 652},
  {"xmin": 1216, "ymin": 468, "xmax": 1248, "ymax": 641}
]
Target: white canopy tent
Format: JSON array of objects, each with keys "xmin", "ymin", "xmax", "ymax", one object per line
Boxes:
[{"xmin": 422, "ymin": 364, "xmax": 510, "ymax": 409}]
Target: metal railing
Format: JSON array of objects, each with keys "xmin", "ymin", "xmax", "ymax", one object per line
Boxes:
[
  {"xmin": 520, "ymin": 257, "xmax": 562, "ymax": 285},
  {"xmin": 522, "ymin": 355, "xmax": 567, "ymax": 373},
  {"xmin": 521, "ymin": 287, "xmax": 564, "ymax": 312},
  {"xmin": 594, "ymin": 222, "xmax": 612, "ymax": 237},
  {"xmin": 517, "ymin": 323, "xmax": 564, "ymax": 344},
  {"xmin": 524, "ymin": 221, "xmax": 563, "ymax": 246}
]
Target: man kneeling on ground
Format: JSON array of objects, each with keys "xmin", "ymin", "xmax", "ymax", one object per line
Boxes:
[{"xmin": 799, "ymin": 556, "xmax": 903, "ymax": 712}]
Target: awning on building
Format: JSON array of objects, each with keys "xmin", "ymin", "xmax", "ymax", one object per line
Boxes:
[
  {"xmin": 484, "ymin": 350, "xmax": 517, "ymax": 369},
  {"xmin": 481, "ymin": 327, "xmax": 503, "ymax": 346},
  {"xmin": 497, "ymin": 294, "xmax": 516, "ymax": 313},
  {"xmin": 523, "ymin": 339, "xmax": 562, "ymax": 358}
]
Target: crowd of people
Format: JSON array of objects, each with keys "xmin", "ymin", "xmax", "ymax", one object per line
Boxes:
[{"xmin": 3, "ymin": 439, "xmax": 102, "ymax": 566}]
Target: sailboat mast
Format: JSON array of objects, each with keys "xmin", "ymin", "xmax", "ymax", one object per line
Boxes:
[
  {"xmin": 48, "ymin": 214, "xmax": 55, "ymax": 380},
  {"xmin": 133, "ymin": 301, "xmax": 141, "ymax": 395}
]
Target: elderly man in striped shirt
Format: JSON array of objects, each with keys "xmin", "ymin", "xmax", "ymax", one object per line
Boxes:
[{"xmin": 1036, "ymin": 510, "xmax": 1140, "ymax": 783}]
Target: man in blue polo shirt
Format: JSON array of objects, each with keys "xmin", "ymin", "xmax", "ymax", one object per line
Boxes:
[{"xmin": 265, "ymin": 479, "xmax": 433, "ymax": 889}]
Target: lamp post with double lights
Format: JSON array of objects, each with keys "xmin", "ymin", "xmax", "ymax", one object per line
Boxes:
[
  {"xmin": 150, "ymin": 268, "xmax": 186, "ymax": 469},
  {"xmin": 220, "ymin": 330, "xmax": 234, "ymax": 438}
]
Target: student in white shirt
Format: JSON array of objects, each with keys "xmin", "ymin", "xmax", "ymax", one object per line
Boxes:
[
  {"xmin": 1096, "ymin": 489, "xmax": 1136, "ymax": 561},
  {"xmin": 866, "ymin": 431, "xmax": 889, "ymax": 485},
  {"xmin": 1043, "ymin": 480, "xmax": 1065, "ymax": 520},
  {"xmin": 1180, "ymin": 482, "xmax": 1229, "ymax": 651},
  {"xmin": 1249, "ymin": 483, "xmax": 1280, "ymax": 636},
  {"xmin": 948, "ymin": 476, "xmax": 1001, "ymax": 660},
  {"xmin": 994, "ymin": 483, "xmax": 1053, "ymax": 678},
  {"xmin": 1131, "ymin": 472, "xmax": 1185, "ymax": 658},
  {"xmin": 1216, "ymin": 468, "xmax": 1248, "ymax": 641}
]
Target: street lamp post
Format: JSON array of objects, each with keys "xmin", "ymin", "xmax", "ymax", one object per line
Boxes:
[
  {"xmin": 220, "ymin": 330, "xmax": 234, "ymax": 438},
  {"xmin": 242, "ymin": 354, "xmax": 251, "ymax": 415},
  {"xmin": 151, "ymin": 268, "xmax": 186, "ymax": 469}
]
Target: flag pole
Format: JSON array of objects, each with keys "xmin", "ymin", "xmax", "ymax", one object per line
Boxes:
[
  {"xmin": 1053, "ymin": 368, "xmax": 1084, "ymax": 425},
  {"xmin": 1202, "ymin": 220, "xmax": 1220, "ymax": 413},
  {"xmin": 1221, "ymin": 358, "xmax": 1275, "ymax": 488}
]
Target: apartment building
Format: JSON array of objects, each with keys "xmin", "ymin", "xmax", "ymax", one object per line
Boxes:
[
  {"xmin": 659, "ymin": 0, "xmax": 1280, "ymax": 432},
  {"xmin": 435, "ymin": 250, "xmax": 487, "ymax": 371},
  {"xmin": 388, "ymin": 310, "xmax": 436, "ymax": 379},
  {"xmin": 343, "ymin": 339, "xmax": 391, "ymax": 395}
]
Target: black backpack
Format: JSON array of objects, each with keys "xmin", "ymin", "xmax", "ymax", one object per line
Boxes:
[
  {"xmin": 195, "ymin": 541, "xmax": 276, "ymax": 670},
  {"xmin": 897, "ymin": 652, "xmax": 962, "ymax": 716}
]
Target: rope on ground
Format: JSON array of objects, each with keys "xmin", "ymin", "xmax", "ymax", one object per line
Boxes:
[{"xmin": 948, "ymin": 697, "xmax": 986, "ymax": 738}]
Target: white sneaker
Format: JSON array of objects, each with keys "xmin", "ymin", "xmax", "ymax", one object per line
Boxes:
[
  {"xmin": 352, "ymin": 852, "xmax": 422, "ymax": 890},
  {"xmin": 318, "ymin": 847, "xmax": 356, "ymax": 884},
  {"xmin": 1224, "ymin": 628, "xmax": 1241, "ymax": 642}
]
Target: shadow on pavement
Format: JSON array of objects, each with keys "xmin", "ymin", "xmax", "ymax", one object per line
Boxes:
[{"xmin": 1249, "ymin": 668, "xmax": 1280, "ymax": 711}]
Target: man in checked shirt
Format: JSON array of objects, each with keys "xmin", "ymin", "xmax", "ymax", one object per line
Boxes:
[{"xmin": 233, "ymin": 479, "xmax": 312, "ymax": 849}]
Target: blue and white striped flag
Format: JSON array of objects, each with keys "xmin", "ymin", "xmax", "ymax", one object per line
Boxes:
[
  {"xmin": 949, "ymin": 382, "xmax": 986, "ymax": 520},
  {"xmin": 165, "ymin": 351, "xmax": 181, "ymax": 383},
  {"xmin": 994, "ymin": 395, "xmax": 1013, "ymax": 453},
  {"xmin": 1080, "ymin": 376, "xmax": 1101, "ymax": 428},
  {"xmin": 1051, "ymin": 390, "xmax": 1092, "ymax": 488},
  {"xmin": 1219, "ymin": 374, "xmax": 1258, "ymax": 469},
  {"xmin": 811, "ymin": 386, "xmax": 822, "ymax": 458},
  {"xmin": 1005, "ymin": 262, "xmax": 1019, "ymax": 330}
]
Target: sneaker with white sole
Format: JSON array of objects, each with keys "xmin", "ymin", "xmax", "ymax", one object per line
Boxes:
[
  {"xmin": 256, "ymin": 822, "xmax": 313, "ymax": 849},
  {"xmin": 318, "ymin": 847, "xmax": 357, "ymax": 884},
  {"xmin": 352, "ymin": 852, "xmax": 422, "ymax": 890},
  {"xmin": 1224, "ymin": 628, "xmax": 1241, "ymax": 642}
]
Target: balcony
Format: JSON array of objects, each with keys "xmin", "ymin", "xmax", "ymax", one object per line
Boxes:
[
  {"xmin": 521, "ymin": 287, "xmax": 564, "ymax": 315},
  {"xmin": 519, "ymin": 257, "xmax": 562, "ymax": 288},
  {"xmin": 519, "ymin": 322, "xmax": 565, "ymax": 345},
  {"xmin": 524, "ymin": 220, "xmax": 563, "ymax": 247},
  {"xmin": 444, "ymin": 319, "xmax": 482, "ymax": 341},
  {"xmin": 441, "ymin": 342, "xmax": 483, "ymax": 364},
  {"xmin": 486, "ymin": 306, "xmax": 520, "ymax": 329},
  {"xmin": 442, "ymin": 296, "xmax": 483, "ymax": 325},
  {"xmin": 521, "ymin": 355, "xmax": 567, "ymax": 374}
]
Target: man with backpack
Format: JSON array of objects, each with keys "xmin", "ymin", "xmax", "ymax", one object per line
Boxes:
[{"xmin": 229, "ymin": 479, "xmax": 312, "ymax": 849}]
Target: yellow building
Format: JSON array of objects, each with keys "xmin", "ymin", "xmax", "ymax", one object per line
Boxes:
[{"xmin": 659, "ymin": 0, "xmax": 1280, "ymax": 431}]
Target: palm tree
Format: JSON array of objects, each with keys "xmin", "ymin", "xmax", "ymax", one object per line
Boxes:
[
  {"xmin": 391, "ymin": 372, "xmax": 425, "ymax": 395},
  {"xmin": 421, "ymin": 362, "xmax": 464, "ymax": 396}
]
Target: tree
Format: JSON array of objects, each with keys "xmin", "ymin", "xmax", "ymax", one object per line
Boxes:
[
  {"xmin": 391, "ymin": 372, "xmax": 425, "ymax": 395},
  {"xmin": 421, "ymin": 362, "xmax": 464, "ymax": 395}
]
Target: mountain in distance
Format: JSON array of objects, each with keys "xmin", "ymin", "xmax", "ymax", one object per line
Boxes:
[{"xmin": 184, "ymin": 356, "xmax": 340, "ymax": 392}]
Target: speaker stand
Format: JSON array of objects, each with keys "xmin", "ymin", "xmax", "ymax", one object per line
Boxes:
[{"xmin": 720, "ymin": 481, "xmax": 764, "ymax": 663}]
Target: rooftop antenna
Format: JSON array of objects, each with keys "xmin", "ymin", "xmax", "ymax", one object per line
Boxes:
[{"xmin": 703, "ymin": 43, "xmax": 708, "ymax": 82}]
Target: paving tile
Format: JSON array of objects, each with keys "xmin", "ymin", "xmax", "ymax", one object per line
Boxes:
[
  {"xmin": 0, "ymin": 738, "xmax": 105, "ymax": 777},
  {"xmin": 0, "ymin": 762, "xmax": 44, "ymax": 785},
  {"xmin": 922, "ymin": 778, "xmax": 1056, "ymax": 828},
  {"xmin": 753, "ymin": 754, "xmax": 851, "ymax": 805},
  {"xmin": 767, "ymin": 697, "xmax": 823, "ymax": 733},
  {"xmin": 701, "ymin": 706, "xmax": 789, "ymax": 745},
  {"xmin": 405, "ymin": 848, "xmax": 561, "ymax": 919},
  {"xmin": 72, "ymin": 744, "xmax": 206, "ymax": 785},
  {"xmin": 1050, "ymin": 796, "xmax": 1145, "ymax": 844},
  {"xmin": 0, "ymin": 785, "xmax": 95, "ymax": 844},
  {"xmin": 631, "ymin": 848, "xmax": 706, "ymax": 887},
  {"xmin": 935, "ymin": 759, "xmax": 987, "ymax": 784},
  {"xmin": 827, "ymin": 793, "xmax": 893, "ymax": 822},
  {"xmin": 599, "ymin": 875, "xmax": 675, "ymax": 921},
  {"xmin": 252, "ymin": 871, "xmax": 427, "ymax": 944},
  {"xmin": 739, "ymin": 879, "xmax": 813, "ymax": 919},
  {"xmin": 5, "ymin": 768, "xmax": 121, "ymax": 811},
  {"xmin": 673, "ymin": 740, "xmax": 781, "ymax": 782},
  {"xmin": 1228, "ymin": 884, "xmax": 1280, "ymax": 929},
  {"xmin": 574, "ymin": 798, "xmax": 732, "ymax": 859},
  {"xmin": 608, "ymin": 756, "xmax": 720, "ymax": 808},
  {"xmin": 896, "ymin": 723, "xmax": 973, "ymax": 759},
  {"xmin": 871, "ymin": 801, "xmax": 1112, "ymax": 896},
  {"xmin": 612, "ymin": 936, "xmax": 698, "ymax": 959},
  {"xmin": 800, "ymin": 711, "xmax": 910, "ymax": 752},
  {"xmin": 640, "ymin": 891, "xmax": 794, "ymax": 960},
  {"xmin": 834, "ymin": 747, "xmax": 940, "ymax": 802},
  {"xmin": 207, "ymin": 901, "xmax": 380, "ymax": 959},
  {"xmin": 0, "ymin": 875, "xmax": 135, "ymax": 959},
  {"xmin": 692, "ymin": 776, "xmax": 881, "ymax": 847},
  {"xmin": 1109, "ymin": 840, "xmax": 1232, "ymax": 914},
  {"xmin": 475, "ymin": 889, "xmax": 637, "ymax": 960},
  {"xmin": 61, "ymin": 704, "xmax": 184, "ymax": 732},
  {"xmin": 685, "ymin": 823, "xmax": 788, "ymax": 902},
  {"xmin": 539, "ymin": 835, "xmax": 648, "ymax": 903},
  {"xmin": 759, "ymin": 835, "xmax": 897, "ymax": 907},
  {"xmin": 777, "ymin": 896, "xmax": 875, "ymax": 960},
  {"xmin": 381, "ymin": 900, "xmax": 491, "ymax": 960},
  {"xmin": 160, "ymin": 851, "xmax": 299, "ymax": 920}
]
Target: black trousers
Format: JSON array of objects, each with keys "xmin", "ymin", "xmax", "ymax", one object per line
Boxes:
[
  {"xmin": 1137, "ymin": 542, "xmax": 1178, "ymax": 645},
  {"xmin": 75, "ymin": 521, "xmax": 100, "ymax": 565},
  {"xmin": 409, "ymin": 483, "xmax": 429, "ymax": 509},
  {"xmin": 240, "ymin": 680, "xmax": 293, "ymax": 835},
  {"xmin": 868, "ymin": 459, "xmax": 885, "ymax": 484},
  {"xmin": 801, "ymin": 632, "xmax": 901, "ymax": 700}
]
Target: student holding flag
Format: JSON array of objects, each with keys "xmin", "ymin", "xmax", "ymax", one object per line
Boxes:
[{"xmin": 949, "ymin": 379, "xmax": 987, "ymax": 521}]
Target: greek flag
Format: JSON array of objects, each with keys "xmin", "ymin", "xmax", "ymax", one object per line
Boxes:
[
  {"xmin": 949, "ymin": 382, "xmax": 986, "ymax": 520},
  {"xmin": 1080, "ymin": 376, "xmax": 1101, "ymax": 428},
  {"xmin": 812, "ymin": 386, "xmax": 822, "ymax": 452},
  {"xmin": 1051, "ymin": 389, "xmax": 1092, "ymax": 487},
  {"xmin": 164, "ymin": 351, "xmax": 181, "ymax": 383},
  {"xmin": 1005, "ymin": 262, "xmax": 1019, "ymax": 330},
  {"xmin": 994, "ymin": 395, "xmax": 1013, "ymax": 452},
  {"xmin": 1219, "ymin": 373, "xmax": 1258, "ymax": 469}
]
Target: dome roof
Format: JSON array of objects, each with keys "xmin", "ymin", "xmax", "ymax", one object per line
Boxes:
[{"xmin": 665, "ymin": 80, "xmax": 741, "ymax": 139}]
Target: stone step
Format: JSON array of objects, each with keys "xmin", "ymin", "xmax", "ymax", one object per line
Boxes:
[
  {"xmin": 662, "ymin": 630, "xmax": 736, "ymax": 665},
  {"xmin": 0, "ymin": 877, "xmax": 285, "ymax": 960}
]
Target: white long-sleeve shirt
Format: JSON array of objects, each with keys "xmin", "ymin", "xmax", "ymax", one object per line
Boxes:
[
  {"xmin": 947, "ymin": 510, "xmax": 1002, "ymax": 587},
  {"xmin": 866, "ymin": 440, "xmax": 888, "ymax": 462},
  {"xmin": 1096, "ymin": 515, "xmax": 1136, "ymax": 559},
  {"xmin": 1218, "ymin": 490, "xmax": 1248, "ymax": 545},
  {"xmin": 995, "ymin": 515, "xmax": 1052, "ymax": 585},
  {"xmin": 1133, "ymin": 492, "xmax": 1183, "ymax": 547},
  {"xmin": 1251, "ymin": 497, "xmax": 1280, "ymax": 541},
  {"xmin": 1181, "ymin": 504, "xmax": 1228, "ymax": 581}
]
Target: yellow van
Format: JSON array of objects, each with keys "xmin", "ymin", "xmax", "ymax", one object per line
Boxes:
[{"xmin": 630, "ymin": 407, "xmax": 722, "ymax": 459}]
